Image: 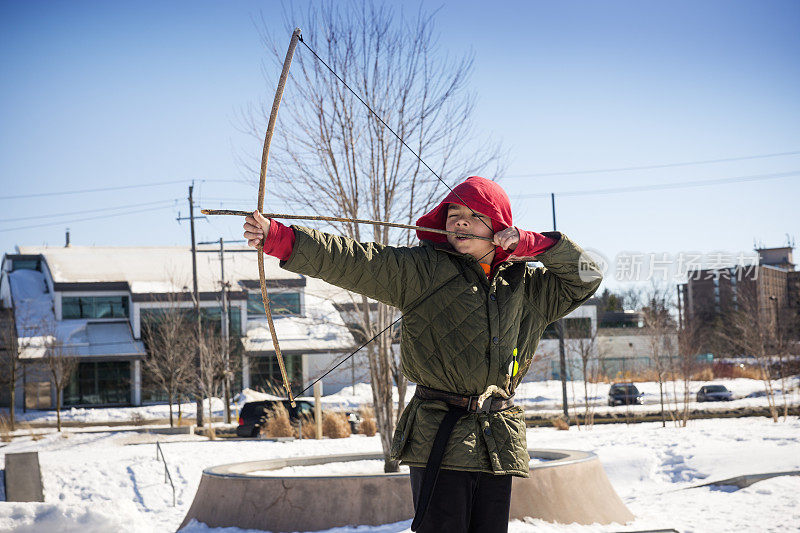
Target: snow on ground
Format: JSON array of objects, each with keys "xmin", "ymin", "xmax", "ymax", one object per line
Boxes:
[
  {"xmin": 1, "ymin": 415, "xmax": 799, "ymax": 532},
  {"xmin": 11, "ymin": 377, "xmax": 799, "ymax": 428}
]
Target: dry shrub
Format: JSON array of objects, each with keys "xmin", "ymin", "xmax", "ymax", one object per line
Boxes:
[
  {"xmin": 300, "ymin": 415, "xmax": 317, "ymax": 439},
  {"xmin": 358, "ymin": 407, "xmax": 376, "ymax": 437},
  {"xmin": 551, "ymin": 417, "xmax": 569, "ymax": 431},
  {"xmin": 262, "ymin": 403, "xmax": 294, "ymax": 438},
  {"xmin": 322, "ymin": 412, "xmax": 351, "ymax": 439},
  {"xmin": 729, "ymin": 365, "xmax": 764, "ymax": 380},
  {"xmin": 618, "ymin": 368, "xmax": 660, "ymax": 382},
  {"xmin": 130, "ymin": 412, "xmax": 146, "ymax": 426},
  {"xmin": 692, "ymin": 367, "xmax": 714, "ymax": 381},
  {"xmin": 0, "ymin": 413, "xmax": 11, "ymax": 443},
  {"xmin": 17, "ymin": 421, "xmax": 42, "ymax": 441}
]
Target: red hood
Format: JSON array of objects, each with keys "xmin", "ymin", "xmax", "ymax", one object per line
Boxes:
[{"xmin": 416, "ymin": 176, "xmax": 513, "ymax": 263}]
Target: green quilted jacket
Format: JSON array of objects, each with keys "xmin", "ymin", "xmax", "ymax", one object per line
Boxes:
[{"xmin": 280, "ymin": 225, "xmax": 603, "ymax": 477}]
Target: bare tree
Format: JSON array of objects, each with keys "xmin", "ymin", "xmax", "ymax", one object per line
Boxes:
[
  {"xmin": 676, "ymin": 316, "xmax": 704, "ymax": 427},
  {"xmin": 0, "ymin": 308, "xmax": 21, "ymax": 431},
  {"xmin": 641, "ymin": 282, "xmax": 678, "ymax": 428},
  {"xmin": 769, "ymin": 297, "xmax": 798, "ymax": 421},
  {"xmin": 40, "ymin": 320, "xmax": 78, "ymax": 433},
  {"xmin": 141, "ymin": 300, "xmax": 195, "ymax": 428},
  {"xmin": 717, "ymin": 278, "xmax": 779, "ymax": 422},
  {"xmin": 245, "ymin": 1, "xmax": 505, "ymax": 472},
  {"xmin": 564, "ymin": 316, "xmax": 605, "ymax": 428},
  {"xmin": 197, "ymin": 325, "xmax": 241, "ymax": 437}
]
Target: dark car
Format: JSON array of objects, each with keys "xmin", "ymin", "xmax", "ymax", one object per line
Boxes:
[
  {"xmin": 697, "ymin": 384, "xmax": 733, "ymax": 402},
  {"xmin": 236, "ymin": 400, "xmax": 315, "ymax": 438},
  {"xmin": 608, "ymin": 383, "xmax": 644, "ymax": 406}
]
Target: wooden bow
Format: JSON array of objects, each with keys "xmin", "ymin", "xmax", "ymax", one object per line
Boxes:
[{"xmin": 255, "ymin": 28, "xmax": 302, "ymax": 407}]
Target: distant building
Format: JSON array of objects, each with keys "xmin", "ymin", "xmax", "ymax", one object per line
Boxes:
[
  {"xmin": 677, "ymin": 244, "xmax": 800, "ymax": 351},
  {"xmin": 0, "ymin": 245, "xmax": 357, "ymax": 410},
  {"xmin": 526, "ymin": 304, "xmax": 600, "ymax": 381}
]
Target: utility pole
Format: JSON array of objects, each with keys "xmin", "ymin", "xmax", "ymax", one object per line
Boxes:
[
  {"xmin": 219, "ymin": 238, "xmax": 230, "ymax": 424},
  {"xmin": 198, "ymin": 238, "xmax": 247, "ymax": 425},
  {"xmin": 177, "ymin": 184, "xmax": 205, "ymax": 427},
  {"xmin": 551, "ymin": 193, "xmax": 569, "ymax": 422}
]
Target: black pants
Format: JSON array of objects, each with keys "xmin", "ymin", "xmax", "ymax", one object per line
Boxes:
[{"xmin": 409, "ymin": 466, "xmax": 513, "ymax": 533}]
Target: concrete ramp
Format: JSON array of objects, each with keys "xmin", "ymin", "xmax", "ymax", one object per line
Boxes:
[
  {"xmin": 179, "ymin": 449, "xmax": 633, "ymax": 532},
  {"xmin": 511, "ymin": 449, "xmax": 634, "ymax": 525},
  {"xmin": 3, "ymin": 451, "xmax": 44, "ymax": 502}
]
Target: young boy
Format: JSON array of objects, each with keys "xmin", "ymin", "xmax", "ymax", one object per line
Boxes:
[{"xmin": 243, "ymin": 176, "xmax": 603, "ymax": 533}]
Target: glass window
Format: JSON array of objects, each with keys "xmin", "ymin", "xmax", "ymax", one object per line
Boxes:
[
  {"xmin": 62, "ymin": 296, "xmax": 129, "ymax": 319},
  {"xmin": 142, "ymin": 306, "xmax": 242, "ymax": 338},
  {"xmin": 249, "ymin": 353, "xmax": 302, "ymax": 392},
  {"xmin": 62, "ymin": 298, "xmax": 82, "ymax": 319},
  {"xmin": 11, "ymin": 259, "xmax": 40, "ymax": 271},
  {"xmin": 65, "ymin": 361, "xmax": 130, "ymax": 406},
  {"xmin": 248, "ymin": 292, "xmax": 301, "ymax": 316}
]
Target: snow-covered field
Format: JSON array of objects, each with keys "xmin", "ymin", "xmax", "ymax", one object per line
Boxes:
[
  {"xmin": 1, "ymin": 415, "xmax": 799, "ymax": 532},
  {"xmin": 11, "ymin": 377, "xmax": 799, "ymax": 427}
]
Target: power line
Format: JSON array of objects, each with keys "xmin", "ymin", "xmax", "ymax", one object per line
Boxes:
[
  {"xmin": 0, "ymin": 199, "xmax": 180, "ymax": 224},
  {"xmin": 512, "ymin": 170, "xmax": 800, "ymax": 199},
  {"xmin": 0, "ymin": 179, "xmax": 245, "ymax": 201},
  {"xmin": 502, "ymin": 150, "xmax": 800, "ymax": 179},
  {"xmin": 0, "ymin": 205, "xmax": 177, "ymax": 233}
]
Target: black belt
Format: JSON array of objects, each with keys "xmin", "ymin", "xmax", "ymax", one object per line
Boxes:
[{"xmin": 410, "ymin": 386, "xmax": 514, "ymax": 531}]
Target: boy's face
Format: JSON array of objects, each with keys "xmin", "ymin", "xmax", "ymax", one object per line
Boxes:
[{"xmin": 445, "ymin": 203, "xmax": 495, "ymax": 261}]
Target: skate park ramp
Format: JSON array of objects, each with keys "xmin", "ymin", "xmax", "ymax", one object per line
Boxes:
[
  {"xmin": 179, "ymin": 449, "xmax": 633, "ymax": 532},
  {"xmin": 3, "ymin": 452, "xmax": 44, "ymax": 502}
]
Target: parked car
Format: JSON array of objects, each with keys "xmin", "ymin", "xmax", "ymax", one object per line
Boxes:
[
  {"xmin": 696, "ymin": 384, "xmax": 733, "ymax": 402},
  {"xmin": 237, "ymin": 400, "xmax": 315, "ymax": 438},
  {"xmin": 608, "ymin": 383, "xmax": 644, "ymax": 406}
]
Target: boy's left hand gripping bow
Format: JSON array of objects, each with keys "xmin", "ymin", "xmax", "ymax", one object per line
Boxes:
[{"xmin": 255, "ymin": 28, "xmax": 302, "ymax": 407}]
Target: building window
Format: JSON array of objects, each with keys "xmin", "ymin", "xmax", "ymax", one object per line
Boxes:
[
  {"xmin": 62, "ymin": 296, "xmax": 129, "ymax": 319},
  {"xmin": 11, "ymin": 258, "xmax": 40, "ymax": 272},
  {"xmin": 140, "ymin": 307, "xmax": 241, "ymax": 336},
  {"xmin": 248, "ymin": 292, "xmax": 301, "ymax": 316},
  {"xmin": 249, "ymin": 353, "xmax": 303, "ymax": 391},
  {"xmin": 64, "ymin": 361, "xmax": 131, "ymax": 406}
]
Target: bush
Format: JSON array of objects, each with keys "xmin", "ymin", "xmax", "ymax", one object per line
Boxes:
[
  {"xmin": 0, "ymin": 413, "xmax": 11, "ymax": 443},
  {"xmin": 299, "ymin": 414, "xmax": 317, "ymax": 439},
  {"xmin": 358, "ymin": 407, "xmax": 376, "ymax": 437},
  {"xmin": 692, "ymin": 367, "xmax": 714, "ymax": 381},
  {"xmin": 322, "ymin": 412, "xmax": 351, "ymax": 439},
  {"xmin": 728, "ymin": 365, "xmax": 764, "ymax": 380},
  {"xmin": 550, "ymin": 417, "xmax": 569, "ymax": 431},
  {"xmin": 262, "ymin": 403, "xmax": 294, "ymax": 438}
]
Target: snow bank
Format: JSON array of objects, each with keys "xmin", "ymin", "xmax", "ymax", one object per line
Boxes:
[{"xmin": 0, "ymin": 501, "xmax": 149, "ymax": 533}]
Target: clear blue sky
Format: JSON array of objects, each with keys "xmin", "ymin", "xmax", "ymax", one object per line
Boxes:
[{"xmin": 1, "ymin": 0, "xmax": 798, "ymax": 292}]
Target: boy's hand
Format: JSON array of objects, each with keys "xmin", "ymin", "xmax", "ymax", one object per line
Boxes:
[
  {"xmin": 244, "ymin": 211, "xmax": 271, "ymax": 249},
  {"xmin": 493, "ymin": 226, "xmax": 520, "ymax": 251}
]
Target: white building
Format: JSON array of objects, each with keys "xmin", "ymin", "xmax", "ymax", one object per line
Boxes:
[
  {"xmin": 0, "ymin": 245, "xmax": 358, "ymax": 409},
  {"xmin": 523, "ymin": 304, "xmax": 600, "ymax": 381}
]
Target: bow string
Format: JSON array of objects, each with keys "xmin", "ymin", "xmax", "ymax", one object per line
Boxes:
[{"xmin": 205, "ymin": 28, "xmax": 497, "ymax": 402}]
